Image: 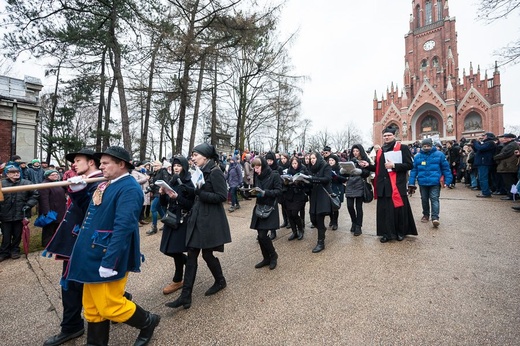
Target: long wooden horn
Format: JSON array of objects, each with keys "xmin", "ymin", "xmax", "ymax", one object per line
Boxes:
[{"xmin": 0, "ymin": 177, "xmax": 107, "ymax": 201}]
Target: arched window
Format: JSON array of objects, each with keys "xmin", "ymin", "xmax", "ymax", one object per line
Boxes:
[
  {"xmin": 437, "ymin": 0, "xmax": 443, "ymax": 21},
  {"xmin": 425, "ymin": 1, "xmax": 433, "ymax": 25},
  {"xmin": 416, "ymin": 5, "xmax": 421, "ymax": 28},
  {"xmin": 432, "ymin": 56, "xmax": 439, "ymax": 68},
  {"xmin": 464, "ymin": 112, "xmax": 483, "ymax": 131},
  {"xmin": 421, "ymin": 59, "xmax": 428, "ymax": 69},
  {"xmin": 421, "ymin": 115, "xmax": 439, "ymax": 133}
]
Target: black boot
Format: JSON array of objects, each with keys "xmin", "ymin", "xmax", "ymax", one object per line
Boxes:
[
  {"xmin": 258, "ymin": 236, "xmax": 278, "ymax": 270},
  {"xmin": 255, "ymin": 241, "xmax": 270, "ymax": 268},
  {"xmin": 269, "ymin": 230, "xmax": 277, "ymax": 240},
  {"xmin": 312, "ymin": 229, "xmax": 326, "ymax": 253},
  {"xmin": 86, "ymin": 320, "xmax": 110, "ymax": 346},
  {"xmin": 165, "ymin": 263, "xmax": 197, "ymax": 309},
  {"xmin": 205, "ymin": 257, "xmax": 227, "ymax": 296},
  {"xmin": 288, "ymin": 222, "xmax": 297, "ymax": 241},
  {"xmin": 354, "ymin": 225, "xmax": 362, "ymax": 236},
  {"xmin": 350, "ymin": 224, "xmax": 356, "ymax": 233},
  {"xmin": 124, "ymin": 304, "xmax": 161, "ymax": 346}
]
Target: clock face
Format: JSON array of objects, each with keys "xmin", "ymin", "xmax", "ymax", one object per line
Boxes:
[{"xmin": 423, "ymin": 40, "xmax": 435, "ymax": 51}]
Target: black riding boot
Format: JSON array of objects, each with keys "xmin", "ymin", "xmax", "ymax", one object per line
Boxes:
[
  {"xmin": 124, "ymin": 304, "xmax": 161, "ymax": 346},
  {"xmin": 86, "ymin": 320, "xmax": 110, "ymax": 346},
  {"xmin": 312, "ymin": 228, "xmax": 326, "ymax": 253},
  {"xmin": 165, "ymin": 263, "xmax": 197, "ymax": 309},
  {"xmin": 288, "ymin": 220, "xmax": 298, "ymax": 241},
  {"xmin": 205, "ymin": 257, "xmax": 227, "ymax": 296}
]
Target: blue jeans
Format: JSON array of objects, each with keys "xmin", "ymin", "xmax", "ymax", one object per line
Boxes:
[
  {"xmin": 478, "ymin": 165, "xmax": 491, "ymax": 196},
  {"xmin": 419, "ymin": 185, "xmax": 441, "ymax": 220},
  {"xmin": 151, "ymin": 197, "xmax": 165, "ymax": 226},
  {"xmin": 470, "ymin": 171, "xmax": 478, "ymax": 188},
  {"xmin": 230, "ymin": 186, "xmax": 239, "ymax": 206}
]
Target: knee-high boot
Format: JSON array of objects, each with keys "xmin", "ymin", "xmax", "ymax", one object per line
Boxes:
[
  {"xmin": 258, "ymin": 236, "xmax": 278, "ymax": 270},
  {"xmin": 205, "ymin": 257, "xmax": 227, "ymax": 296},
  {"xmin": 86, "ymin": 320, "xmax": 110, "ymax": 346},
  {"xmin": 312, "ymin": 228, "xmax": 326, "ymax": 253},
  {"xmin": 288, "ymin": 219, "xmax": 298, "ymax": 241},
  {"xmin": 255, "ymin": 241, "xmax": 271, "ymax": 268},
  {"xmin": 165, "ymin": 263, "xmax": 197, "ymax": 309},
  {"xmin": 124, "ymin": 304, "xmax": 161, "ymax": 346}
]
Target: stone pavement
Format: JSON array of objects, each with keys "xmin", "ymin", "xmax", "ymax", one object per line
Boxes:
[{"xmin": 1, "ymin": 186, "xmax": 519, "ymax": 345}]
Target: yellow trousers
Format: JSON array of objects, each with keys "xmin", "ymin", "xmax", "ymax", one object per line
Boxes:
[{"xmin": 82, "ymin": 275, "xmax": 136, "ymax": 323}]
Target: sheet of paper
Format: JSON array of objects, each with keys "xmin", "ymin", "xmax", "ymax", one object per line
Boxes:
[
  {"xmin": 191, "ymin": 166, "xmax": 205, "ymax": 188},
  {"xmin": 155, "ymin": 180, "xmax": 174, "ymax": 193}
]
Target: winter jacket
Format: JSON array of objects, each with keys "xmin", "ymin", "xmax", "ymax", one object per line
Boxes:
[
  {"xmin": 473, "ymin": 139, "xmax": 497, "ymax": 167},
  {"xmin": 250, "ymin": 157, "xmax": 282, "ymax": 231},
  {"xmin": 185, "ymin": 159, "xmax": 232, "ymax": 250},
  {"xmin": 409, "ymin": 146, "xmax": 453, "ymax": 187},
  {"xmin": 225, "ymin": 162, "xmax": 243, "ymax": 188},
  {"xmin": 26, "ymin": 166, "xmax": 45, "ymax": 184},
  {"xmin": 0, "ymin": 178, "xmax": 39, "ymax": 222},
  {"xmin": 494, "ymin": 140, "xmax": 520, "ymax": 173},
  {"xmin": 308, "ymin": 153, "xmax": 332, "ymax": 215},
  {"xmin": 38, "ymin": 178, "xmax": 67, "ymax": 224}
]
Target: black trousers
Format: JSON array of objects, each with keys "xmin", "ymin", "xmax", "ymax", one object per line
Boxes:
[
  {"xmin": 61, "ymin": 261, "xmax": 84, "ymax": 334},
  {"xmin": 0, "ymin": 221, "xmax": 22, "ymax": 257}
]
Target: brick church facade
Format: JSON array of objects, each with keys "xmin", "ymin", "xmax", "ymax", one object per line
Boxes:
[{"xmin": 373, "ymin": 0, "xmax": 503, "ymax": 145}]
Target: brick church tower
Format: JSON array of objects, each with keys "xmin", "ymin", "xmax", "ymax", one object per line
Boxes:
[{"xmin": 373, "ymin": 0, "xmax": 503, "ymax": 145}]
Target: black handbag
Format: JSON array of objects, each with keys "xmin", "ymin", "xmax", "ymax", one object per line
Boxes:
[
  {"xmin": 321, "ymin": 186, "xmax": 341, "ymax": 211},
  {"xmin": 255, "ymin": 203, "xmax": 275, "ymax": 219},
  {"xmin": 161, "ymin": 210, "xmax": 179, "ymax": 229},
  {"xmin": 363, "ymin": 180, "xmax": 374, "ymax": 203}
]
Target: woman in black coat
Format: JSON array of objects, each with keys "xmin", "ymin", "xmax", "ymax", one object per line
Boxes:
[
  {"xmin": 159, "ymin": 155, "xmax": 195, "ymax": 295},
  {"xmin": 344, "ymin": 144, "xmax": 371, "ymax": 236},
  {"xmin": 282, "ymin": 156, "xmax": 309, "ymax": 240},
  {"xmin": 250, "ymin": 156, "xmax": 282, "ymax": 270},
  {"xmin": 327, "ymin": 155, "xmax": 347, "ymax": 231},
  {"xmin": 308, "ymin": 151, "xmax": 333, "ymax": 253},
  {"xmin": 165, "ymin": 143, "xmax": 232, "ymax": 310}
]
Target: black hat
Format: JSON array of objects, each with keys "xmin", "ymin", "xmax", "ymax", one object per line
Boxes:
[
  {"xmin": 192, "ymin": 143, "xmax": 219, "ymax": 161},
  {"xmin": 484, "ymin": 132, "xmax": 495, "ymax": 138},
  {"xmin": 421, "ymin": 138, "xmax": 433, "ymax": 146},
  {"xmin": 66, "ymin": 148, "xmax": 99, "ymax": 164},
  {"xmin": 382, "ymin": 127, "xmax": 397, "ymax": 135},
  {"xmin": 94, "ymin": 146, "xmax": 134, "ymax": 169},
  {"xmin": 499, "ymin": 133, "xmax": 516, "ymax": 139},
  {"xmin": 323, "ymin": 146, "xmax": 331, "ymax": 152}
]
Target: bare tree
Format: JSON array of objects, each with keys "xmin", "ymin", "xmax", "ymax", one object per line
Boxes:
[{"xmin": 478, "ymin": 0, "xmax": 520, "ymax": 65}]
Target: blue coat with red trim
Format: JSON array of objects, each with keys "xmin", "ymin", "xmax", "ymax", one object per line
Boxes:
[{"xmin": 67, "ymin": 174, "xmax": 143, "ymax": 283}]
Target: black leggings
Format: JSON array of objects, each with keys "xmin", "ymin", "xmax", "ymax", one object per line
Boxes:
[
  {"xmin": 346, "ymin": 197, "xmax": 364, "ymax": 226},
  {"xmin": 186, "ymin": 248, "xmax": 218, "ymax": 268},
  {"xmin": 287, "ymin": 209, "xmax": 303, "ymax": 231},
  {"xmin": 172, "ymin": 253, "xmax": 186, "ymax": 282}
]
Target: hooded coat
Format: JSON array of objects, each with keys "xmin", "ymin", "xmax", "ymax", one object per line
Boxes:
[
  {"xmin": 185, "ymin": 159, "xmax": 232, "ymax": 250},
  {"xmin": 345, "ymin": 144, "xmax": 372, "ymax": 198},
  {"xmin": 250, "ymin": 157, "xmax": 282, "ymax": 231},
  {"xmin": 159, "ymin": 156, "xmax": 195, "ymax": 255},
  {"xmin": 309, "ymin": 152, "xmax": 332, "ymax": 215}
]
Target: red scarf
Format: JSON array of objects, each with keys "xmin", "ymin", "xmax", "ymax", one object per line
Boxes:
[{"xmin": 375, "ymin": 142, "xmax": 404, "ymax": 208}]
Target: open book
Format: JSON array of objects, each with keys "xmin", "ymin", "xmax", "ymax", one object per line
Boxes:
[
  {"xmin": 155, "ymin": 180, "xmax": 175, "ymax": 194},
  {"xmin": 280, "ymin": 173, "xmax": 310, "ymax": 184}
]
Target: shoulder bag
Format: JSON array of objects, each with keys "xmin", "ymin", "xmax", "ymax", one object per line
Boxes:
[
  {"xmin": 321, "ymin": 185, "xmax": 341, "ymax": 211},
  {"xmin": 363, "ymin": 180, "xmax": 374, "ymax": 203}
]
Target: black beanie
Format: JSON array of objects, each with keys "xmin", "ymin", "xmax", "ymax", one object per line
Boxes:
[
  {"xmin": 265, "ymin": 151, "xmax": 276, "ymax": 161},
  {"xmin": 193, "ymin": 143, "xmax": 219, "ymax": 161}
]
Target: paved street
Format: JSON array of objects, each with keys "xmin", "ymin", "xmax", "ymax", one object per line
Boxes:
[{"xmin": 1, "ymin": 186, "xmax": 519, "ymax": 345}]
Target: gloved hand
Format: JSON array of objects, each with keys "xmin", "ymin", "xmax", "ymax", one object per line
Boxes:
[
  {"xmin": 67, "ymin": 176, "xmax": 85, "ymax": 184},
  {"xmin": 21, "ymin": 206, "xmax": 30, "ymax": 214},
  {"xmin": 68, "ymin": 176, "xmax": 87, "ymax": 192},
  {"xmin": 407, "ymin": 185, "xmax": 417, "ymax": 196},
  {"xmin": 99, "ymin": 266, "xmax": 118, "ymax": 278},
  {"xmin": 257, "ymin": 189, "xmax": 265, "ymax": 197}
]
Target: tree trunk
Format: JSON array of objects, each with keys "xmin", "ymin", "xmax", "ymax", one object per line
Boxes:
[
  {"xmin": 189, "ymin": 54, "xmax": 206, "ymax": 154},
  {"xmin": 96, "ymin": 49, "xmax": 107, "ymax": 152},
  {"xmin": 109, "ymin": 5, "xmax": 131, "ymax": 152},
  {"xmin": 46, "ymin": 62, "xmax": 61, "ymax": 163}
]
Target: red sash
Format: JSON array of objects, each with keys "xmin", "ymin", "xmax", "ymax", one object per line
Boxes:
[{"xmin": 375, "ymin": 142, "xmax": 404, "ymax": 208}]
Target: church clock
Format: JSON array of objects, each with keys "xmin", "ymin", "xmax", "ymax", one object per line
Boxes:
[{"xmin": 423, "ymin": 40, "xmax": 435, "ymax": 51}]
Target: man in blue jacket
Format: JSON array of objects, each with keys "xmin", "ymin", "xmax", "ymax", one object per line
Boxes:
[
  {"xmin": 472, "ymin": 132, "xmax": 497, "ymax": 198},
  {"xmin": 67, "ymin": 146, "xmax": 159, "ymax": 346},
  {"xmin": 408, "ymin": 138, "xmax": 452, "ymax": 228}
]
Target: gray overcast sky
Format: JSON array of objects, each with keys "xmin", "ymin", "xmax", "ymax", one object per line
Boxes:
[
  {"xmin": 2, "ymin": 0, "xmax": 519, "ymax": 142},
  {"xmin": 278, "ymin": 0, "xmax": 520, "ymax": 139}
]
